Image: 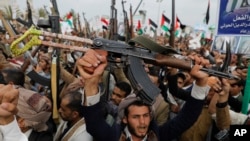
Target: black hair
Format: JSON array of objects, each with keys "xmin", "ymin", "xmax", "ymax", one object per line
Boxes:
[
  {"xmin": 39, "ymin": 46, "xmax": 48, "ymax": 53},
  {"xmin": 62, "ymin": 91, "xmax": 84, "ymax": 117},
  {"xmin": 231, "ymin": 79, "xmax": 246, "ymax": 87},
  {"xmin": 177, "ymin": 72, "xmax": 186, "ymax": 81},
  {"xmin": 1, "ymin": 68, "xmax": 25, "ymax": 86},
  {"xmin": 116, "ymin": 81, "xmax": 132, "ymax": 97}
]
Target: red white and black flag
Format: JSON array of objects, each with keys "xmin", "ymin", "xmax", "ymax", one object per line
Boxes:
[{"xmin": 101, "ymin": 17, "xmax": 109, "ymax": 30}]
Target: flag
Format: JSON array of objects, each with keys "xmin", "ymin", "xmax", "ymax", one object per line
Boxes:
[
  {"xmin": 175, "ymin": 16, "xmax": 180, "ymax": 30},
  {"xmin": 148, "ymin": 18, "xmax": 158, "ymax": 32},
  {"xmin": 204, "ymin": 0, "xmax": 210, "ymax": 24},
  {"xmin": 66, "ymin": 12, "xmax": 73, "ymax": 28},
  {"xmin": 136, "ymin": 20, "xmax": 143, "ymax": 35},
  {"xmin": 176, "ymin": 16, "xmax": 186, "ymax": 30},
  {"xmin": 161, "ymin": 14, "xmax": 170, "ymax": 32},
  {"xmin": 101, "ymin": 17, "xmax": 109, "ymax": 30},
  {"xmin": 60, "ymin": 12, "xmax": 74, "ymax": 34}
]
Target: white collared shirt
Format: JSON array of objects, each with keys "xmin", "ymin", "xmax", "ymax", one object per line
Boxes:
[{"xmin": 0, "ymin": 118, "xmax": 27, "ymax": 141}]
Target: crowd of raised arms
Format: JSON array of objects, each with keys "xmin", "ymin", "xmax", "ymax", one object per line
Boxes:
[{"xmin": 0, "ymin": 14, "xmax": 250, "ymax": 141}]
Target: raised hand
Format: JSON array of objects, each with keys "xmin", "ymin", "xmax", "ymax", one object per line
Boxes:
[
  {"xmin": 0, "ymin": 84, "xmax": 19, "ymax": 125},
  {"xmin": 76, "ymin": 49, "xmax": 107, "ymax": 101}
]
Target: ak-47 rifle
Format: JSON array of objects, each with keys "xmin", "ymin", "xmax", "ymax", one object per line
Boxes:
[
  {"xmin": 129, "ymin": 4, "xmax": 135, "ymax": 39},
  {"xmin": 109, "ymin": 0, "xmax": 118, "ymax": 40},
  {"xmin": 16, "ymin": 0, "xmax": 33, "ymax": 28},
  {"xmin": 0, "ymin": 9, "xmax": 37, "ymax": 67},
  {"xmin": 10, "ymin": 26, "xmax": 240, "ymax": 104},
  {"xmin": 82, "ymin": 12, "xmax": 90, "ymax": 38},
  {"xmin": 77, "ymin": 13, "xmax": 83, "ymax": 37},
  {"xmin": 121, "ymin": 0, "xmax": 131, "ymax": 42},
  {"xmin": 44, "ymin": 5, "xmax": 51, "ymax": 17},
  {"xmin": 49, "ymin": 0, "xmax": 61, "ymax": 122},
  {"xmin": 14, "ymin": 0, "xmax": 42, "ymax": 72},
  {"xmin": 0, "ymin": 11, "xmax": 18, "ymax": 38}
]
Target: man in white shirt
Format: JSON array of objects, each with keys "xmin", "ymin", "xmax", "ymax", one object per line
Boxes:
[{"xmin": 0, "ymin": 84, "xmax": 27, "ymax": 141}]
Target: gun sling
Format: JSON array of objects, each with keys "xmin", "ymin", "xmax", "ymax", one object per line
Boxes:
[{"xmin": 128, "ymin": 35, "xmax": 179, "ymax": 54}]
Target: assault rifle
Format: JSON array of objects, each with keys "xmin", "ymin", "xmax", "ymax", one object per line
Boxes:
[
  {"xmin": 77, "ymin": 13, "xmax": 83, "ymax": 37},
  {"xmin": 129, "ymin": 4, "xmax": 135, "ymax": 39},
  {"xmin": 49, "ymin": 0, "xmax": 61, "ymax": 122},
  {"xmin": 16, "ymin": 0, "xmax": 34, "ymax": 28},
  {"xmin": 10, "ymin": 26, "xmax": 239, "ymax": 105},
  {"xmin": 109, "ymin": 0, "xmax": 118, "ymax": 40},
  {"xmin": 121, "ymin": 0, "xmax": 131, "ymax": 42},
  {"xmin": 82, "ymin": 12, "xmax": 91, "ymax": 38}
]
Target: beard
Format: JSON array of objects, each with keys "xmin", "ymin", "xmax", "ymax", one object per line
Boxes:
[{"xmin": 127, "ymin": 123, "xmax": 148, "ymax": 139}]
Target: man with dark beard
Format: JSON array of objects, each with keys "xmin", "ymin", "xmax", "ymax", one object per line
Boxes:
[
  {"xmin": 54, "ymin": 91, "xmax": 93, "ymax": 141},
  {"xmin": 77, "ymin": 49, "xmax": 211, "ymax": 141}
]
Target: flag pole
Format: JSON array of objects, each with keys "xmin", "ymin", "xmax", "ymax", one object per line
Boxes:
[{"xmin": 170, "ymin": 0, "xmax": 175, "ymax": 47}]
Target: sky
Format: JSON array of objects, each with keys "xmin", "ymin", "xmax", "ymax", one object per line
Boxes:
[{"xmin": 15, "ymin": 0, "xmax": 220, "ymax": 28}]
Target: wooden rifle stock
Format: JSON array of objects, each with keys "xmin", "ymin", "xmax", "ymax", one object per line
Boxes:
[{"xmin": 0, "ymin": 11, "xmax": 17, "ymax": 37}]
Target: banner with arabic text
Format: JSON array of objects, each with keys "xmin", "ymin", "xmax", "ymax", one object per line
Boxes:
[{"xmin": 217, "ymin": 0, "xmax": 250, "ymax": 35}]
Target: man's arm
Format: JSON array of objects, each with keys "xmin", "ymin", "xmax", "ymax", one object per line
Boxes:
[
  {"xmin": 0, "ymin": 84, "xmax": 27, "ymax": 141},
  {"xmin": 158, "ymin": 55, "xmax": 211, "ymax": 140},
  {"xmin": 77, "ymin": 49, "xmax": 119, "ymax": 140}
]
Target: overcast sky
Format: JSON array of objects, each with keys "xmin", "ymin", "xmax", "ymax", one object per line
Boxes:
[{"xmin": 16, "ymin": 0, "xmax": 219, "ymax": 27}]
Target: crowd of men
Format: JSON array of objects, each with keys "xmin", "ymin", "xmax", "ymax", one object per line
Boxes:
[{"xmin": 0, "ymin": 15, "xmax": 250, "ymax": 141}]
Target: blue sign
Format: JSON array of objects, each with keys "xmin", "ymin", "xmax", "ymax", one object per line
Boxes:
[{"xmin": 217, "ymin": 0, "xmax": 250, "ymax": 35}]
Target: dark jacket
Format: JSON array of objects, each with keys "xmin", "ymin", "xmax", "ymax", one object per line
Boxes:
[
  {"xmin": 28, "ymin": 130, "xmax": 53, "ymax": 141},
  {"xmin": 83, "ymin": 95, "xmax": 205, "ymax": 141}
]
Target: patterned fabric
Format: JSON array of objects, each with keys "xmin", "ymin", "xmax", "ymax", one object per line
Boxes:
[{"xmin": 17, "ymin": 87, "xmax": 52, "ymax": 132}]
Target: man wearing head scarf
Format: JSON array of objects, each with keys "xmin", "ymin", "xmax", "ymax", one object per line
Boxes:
[
  {"xmin": 76, "ymin": 49, "xmax": 211, "ymax": 141},
  {"xmin": 0, "ymin": 68, "xmax": 53, "ymax": 140},
  {"xmin": 16, "ymin": 88, "xmax": 53, "ymax": 141}
]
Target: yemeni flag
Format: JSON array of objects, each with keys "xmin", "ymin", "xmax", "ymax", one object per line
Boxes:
[
  {"xmin": 136, "ymin": 20, "xmax": 143, "ymax": 35},
  {"xmin": 101, "ymin": 17, "xmax": 109, "ymax": 30},
  {"xmin": 66, "ymin": 12, "xmax": 73, "ymax": 28},
  {"xmin": 148, "ymin": 18, "xmax": 158, "ymax": 32},
  {"xmin": 161, "ymin": 14, "xmax": 170, "ymax": 32}
]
